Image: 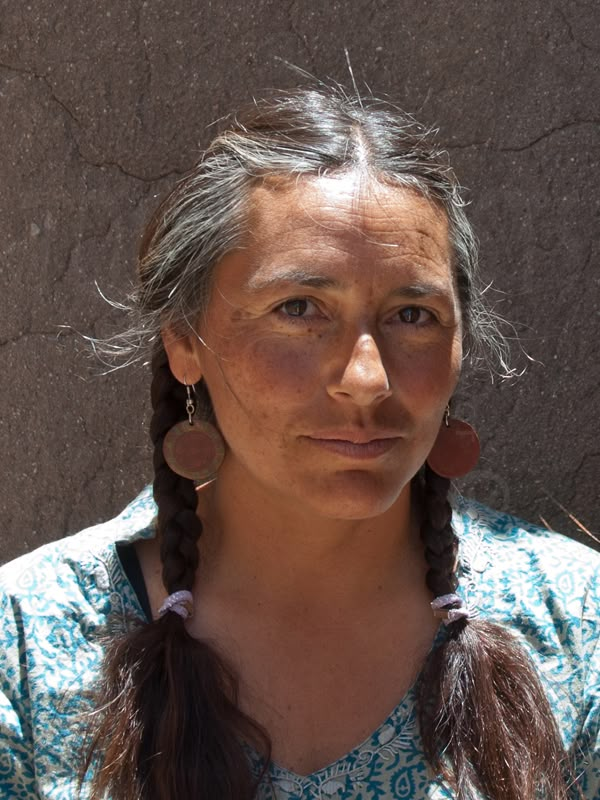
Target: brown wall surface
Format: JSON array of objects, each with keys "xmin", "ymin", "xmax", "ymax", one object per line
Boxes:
[{"xmin": 1, "ymin": 0, "xmax": 599, "ymax": 563}]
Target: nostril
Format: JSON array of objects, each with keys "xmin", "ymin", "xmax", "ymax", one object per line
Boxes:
[{"xmin": 328, "ymin": 334, "xmax": 392, "ymax": 405}]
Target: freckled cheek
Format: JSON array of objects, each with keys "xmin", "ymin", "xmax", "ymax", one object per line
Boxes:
[
  {"xmin": 217, "ymin": 340, "xmax": 325, "ymax": 405},
  {"xmin": 390, "ymin": 342, "xmax": 461, "ymax": 407}
]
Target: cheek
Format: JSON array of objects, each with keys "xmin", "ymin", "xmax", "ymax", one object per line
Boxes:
[
  {"xmin": 392, "ymin": 336, "xmax": 461, "ymax": 401},
  {"xmin": 204, "ymin": 336, "xmax": 324, "ymax": 419}
]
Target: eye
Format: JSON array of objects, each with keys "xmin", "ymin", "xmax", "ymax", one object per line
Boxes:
[
  {"xmin": 396, "ymin": 306, "xmax": 433, "ymax": 324},
  {"xmin": 277, "ymin": 298, "xmax": 318, "ymax": 318}
]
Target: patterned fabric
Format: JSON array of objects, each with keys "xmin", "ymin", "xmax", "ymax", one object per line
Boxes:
[{"xmin": 0, "ymin": 486, "xmax": 598, "ymax": 799}]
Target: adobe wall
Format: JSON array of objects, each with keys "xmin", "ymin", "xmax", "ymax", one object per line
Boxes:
[{"xmin": 1, "ymin": 0, "xmax": 598, "ymax": 561}]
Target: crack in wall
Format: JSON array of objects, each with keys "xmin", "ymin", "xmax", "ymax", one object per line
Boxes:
[
  {"xmin": 0, "ymin": 60, "xmax": 81, "ymax": 124},
  {"xmin": 75, "ymin": 154, "xmax": 186, "ymax": 184},
  {"xmin": 500, "ymin": 119, "xmax": 600, "ymax": 152},
  {"xmin": 0, "ymin": 59, "xmax": 185, "ymax": 183},
  {"xmin": 555, "ymin": 4, "xmax": 600, "ymax": 53},
  {"xmin": 447, "ymin": 118, "xmax": 600, "ymax": 153}
]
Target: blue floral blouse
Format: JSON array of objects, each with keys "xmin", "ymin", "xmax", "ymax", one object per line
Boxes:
[{"xmin": 1, "ymin": 487, "xmax": 598, "ymax": 799}]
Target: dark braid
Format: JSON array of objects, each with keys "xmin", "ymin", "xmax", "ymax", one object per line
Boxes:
[
  {"xmin": 149, "ymin": 343, "xmax": 202, "ymax": 593},
  {"xmin": 417, "ymin": 465, "xmax": 571, "ymax": 799},
  {"xmin": 82, "ymin": 346, "xmax": 270, "ymax": 800},
  {"xmin": 419, "ymin": 465, "xmax": 458, "ymax": 599}
]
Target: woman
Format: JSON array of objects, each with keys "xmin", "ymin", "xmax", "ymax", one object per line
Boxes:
[{"xmin": 1, "ymin": 87, "xmax": 598, "ymax": 800}]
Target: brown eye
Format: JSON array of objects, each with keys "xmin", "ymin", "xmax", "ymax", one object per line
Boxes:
[
  {"xmin": 281, "ymin": 299, "xmax": 310, "ymax": 317},
  {"xmin": 399, "ymin": 307, "xmax": 424, "ymax": 323}
]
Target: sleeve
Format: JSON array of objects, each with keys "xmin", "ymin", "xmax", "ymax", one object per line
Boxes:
[
  {"xmin": 0, "ymin": 591, "xmax": 39, "ymax": 799},
  {"xmin": 571, "ymin": 565, "xmax": 600, "ymax": 799}
]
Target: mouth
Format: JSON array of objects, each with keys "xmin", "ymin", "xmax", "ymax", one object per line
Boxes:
[{"xmin": 302, "ymin": 432, "xmax": 401, "ymax": 460}]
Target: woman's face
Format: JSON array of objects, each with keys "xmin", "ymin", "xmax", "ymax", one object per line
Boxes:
[{"xmin": 174, "ymin": 174, "xmax": 463, "ymax": 520}]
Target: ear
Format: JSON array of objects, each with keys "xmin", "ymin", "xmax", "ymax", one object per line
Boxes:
[{"xmin": 161, "ymin": 328, "xmax": 203, "ymax": 385}]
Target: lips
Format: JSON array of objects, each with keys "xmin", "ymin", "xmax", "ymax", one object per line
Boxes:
[
  {"xmin": 305, "ymin": 429, "xmax": 402, "ymax": 444},
  {"xmin": 302, "ymin": 431, "xmax": 402, "ymax": 460}
]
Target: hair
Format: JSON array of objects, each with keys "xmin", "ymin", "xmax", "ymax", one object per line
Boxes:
[{"xmin": 83, "ymin": 87, "xmax": 571, "ymax": 799}]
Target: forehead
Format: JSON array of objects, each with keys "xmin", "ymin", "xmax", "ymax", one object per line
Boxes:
[{"xmin": 246, "ymin": 173, "xmax": 450, "ymax": 264}]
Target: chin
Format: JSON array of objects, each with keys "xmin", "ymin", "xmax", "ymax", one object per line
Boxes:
[{"xmin": 300, "ymin": 470, "xmax": 412, "ymax": 521}]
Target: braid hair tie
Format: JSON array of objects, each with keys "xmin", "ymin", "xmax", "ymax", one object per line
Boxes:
[
  {"xmin": 158, "ymin": 590, "xmax": 194, "ymax": 620},
  {"xmin": 431, "ymin": 592, "xmax": 471, "ymax": 625}
]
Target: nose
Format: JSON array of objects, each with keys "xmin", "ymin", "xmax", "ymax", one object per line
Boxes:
[{"xmin": 327, "ymin": 333, "xmax": 392, "ymax": 407}]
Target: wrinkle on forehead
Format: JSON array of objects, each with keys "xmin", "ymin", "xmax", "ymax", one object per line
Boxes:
[{"xmin": 248, "ymin": 172, "xmax": 449, "ymax": 260}]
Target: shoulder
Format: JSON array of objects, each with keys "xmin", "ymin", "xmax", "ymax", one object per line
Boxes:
[
  {"xmin": 0, "ymin": 485, "xmax": 157, "ymax": 677},
  {"xmin": 0, "ymin": 487, "xmax": 158, "ymax": 797},
  {"xmin": 452, "ymin": 495, "xmax": 600, "ymax": 621},
  {"xmin": 453, "ymin": 496, "xmax": 600, "ymax": 758},
  {"xmin": 0, "ymin": 485, "xmax": 157, "ymax": 602}
]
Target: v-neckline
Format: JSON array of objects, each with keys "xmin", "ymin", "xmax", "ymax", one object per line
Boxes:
[{"xmin": 245, "ymin": 624, "xmax": 447, "ymax": 794}]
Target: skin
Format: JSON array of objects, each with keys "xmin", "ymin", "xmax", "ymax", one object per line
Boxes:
[{"xmin": 143, "ymin": 173, "xmax": 464, "ymax": 774}]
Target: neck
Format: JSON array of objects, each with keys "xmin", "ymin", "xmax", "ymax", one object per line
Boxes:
[{"xmin": 195, "ymin": 461, "xmax": 426, "ymax": 613}]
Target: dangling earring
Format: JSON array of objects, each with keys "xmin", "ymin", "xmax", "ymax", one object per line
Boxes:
[
  {"xmin": 426, "ymin": 405, "xmax": 480, "ymax": 479},
  {"xmin": 162, "ymin": 382, "xmax": 225, "ymax": 483}
]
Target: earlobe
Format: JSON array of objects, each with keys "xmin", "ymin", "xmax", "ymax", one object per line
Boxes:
[{"xmin": 161, "ymin": 328, "xmax": 203, "ymax": 385}]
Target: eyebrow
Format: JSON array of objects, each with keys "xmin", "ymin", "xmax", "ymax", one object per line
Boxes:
[
  {"xmin": 244, "ymin": 269, "xmax": 342, "ymax": 292},
  {"xmin": 244, "ymin": 269, "xmax": 453, "ymax": 300},
  {"xmin": 389, "ymin": 283, "xmax": 454, "ymax": 300}
]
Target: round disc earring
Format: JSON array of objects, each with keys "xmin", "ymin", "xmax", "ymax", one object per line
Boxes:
[
  {"xmin": 163, "ymin": 383, "xmax": 225, "ymax": 483},
  {"xmin": 426, "ymin": 408, "xmax": 480, "ymax": 479}
]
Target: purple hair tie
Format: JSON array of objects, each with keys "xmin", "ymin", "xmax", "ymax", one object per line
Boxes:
[
  {"xmin": 431, "ymin": 592, "xmax": 471, "ymax": 625},
  {"xmin": 158, "ymin": 590, "xmax": 194, "ymax": 620}
]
